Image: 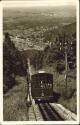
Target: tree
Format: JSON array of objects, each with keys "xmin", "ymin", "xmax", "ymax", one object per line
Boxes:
[{"xmin": 3, "ymin": 32, "xmax": 26, "ymax": 93}]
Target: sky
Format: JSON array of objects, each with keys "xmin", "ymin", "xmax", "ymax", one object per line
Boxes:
[{"xmin": 2, "ymin": 0, "xmax": 76, "ymax": 8}]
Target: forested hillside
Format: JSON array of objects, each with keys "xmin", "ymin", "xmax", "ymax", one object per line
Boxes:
[{"xmin": 3, "ymin": 33, "xmax": 27, "ymax": 93}]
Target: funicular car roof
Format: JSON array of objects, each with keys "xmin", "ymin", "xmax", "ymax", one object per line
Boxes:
[{"xmin": 31, "ymin": 72, "xmax": 53, "ymax": 77}]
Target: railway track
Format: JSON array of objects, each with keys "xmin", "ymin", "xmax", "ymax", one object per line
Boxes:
[
  {"xmin": 38, "ymin": 103, "xmax": 63, "ymax": 121},
  {"xmin": 28, "ymin": 100, "xmax": 64, "ymax": 121},
  {"xmin": 28, "ymin": 101, "xmax": 76, "ymax": 121}
]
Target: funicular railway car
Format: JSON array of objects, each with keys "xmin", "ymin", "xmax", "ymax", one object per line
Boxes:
[{"xmin": 31, "ymin": 71, "xmax": 53, "ymax": 103}]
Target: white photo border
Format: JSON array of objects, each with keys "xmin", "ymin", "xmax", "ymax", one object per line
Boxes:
[{"xmin": 0, "ymin": 0, "xmax": 79, "ymax": 124}]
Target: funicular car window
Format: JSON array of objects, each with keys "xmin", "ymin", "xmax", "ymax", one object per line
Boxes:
[{"xmin": 31, "ymin": 73, "xmax": 53, "ymax": 97}]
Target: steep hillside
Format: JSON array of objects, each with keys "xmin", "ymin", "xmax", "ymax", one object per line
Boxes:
[{"xmin": 3, "ymin": 33, "xmax": 27, "ymax": 93}]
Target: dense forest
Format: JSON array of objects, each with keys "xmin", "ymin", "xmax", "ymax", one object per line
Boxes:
[{"xmin": 3, "ymin": 33, "xmax": 27, "ymax": 93}]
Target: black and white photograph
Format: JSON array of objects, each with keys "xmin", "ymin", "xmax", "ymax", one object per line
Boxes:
[{"xmin": 1, "ymin": 0, "xmax": 79, "ymax": 124}]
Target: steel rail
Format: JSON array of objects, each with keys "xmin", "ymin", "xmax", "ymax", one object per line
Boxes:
[{"xmin": 38, "ymin": 103, "xmax": 63, "ymax": 121}]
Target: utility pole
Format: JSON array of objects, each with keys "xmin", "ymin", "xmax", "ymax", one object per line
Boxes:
[
  {"xmin": 58, "ymin": 34, "xmax": 74, "ymax": 97},
  {"xmin": 26, "ymin": 58, "xmax": 32, "ymax": 106},
  {"xmin": 65, "ymin": 46, "xmax": 68, "ymax": 97},
  {"xmin": 59, "ymin": 35, "xmax": 68, "ymax": 97}
]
